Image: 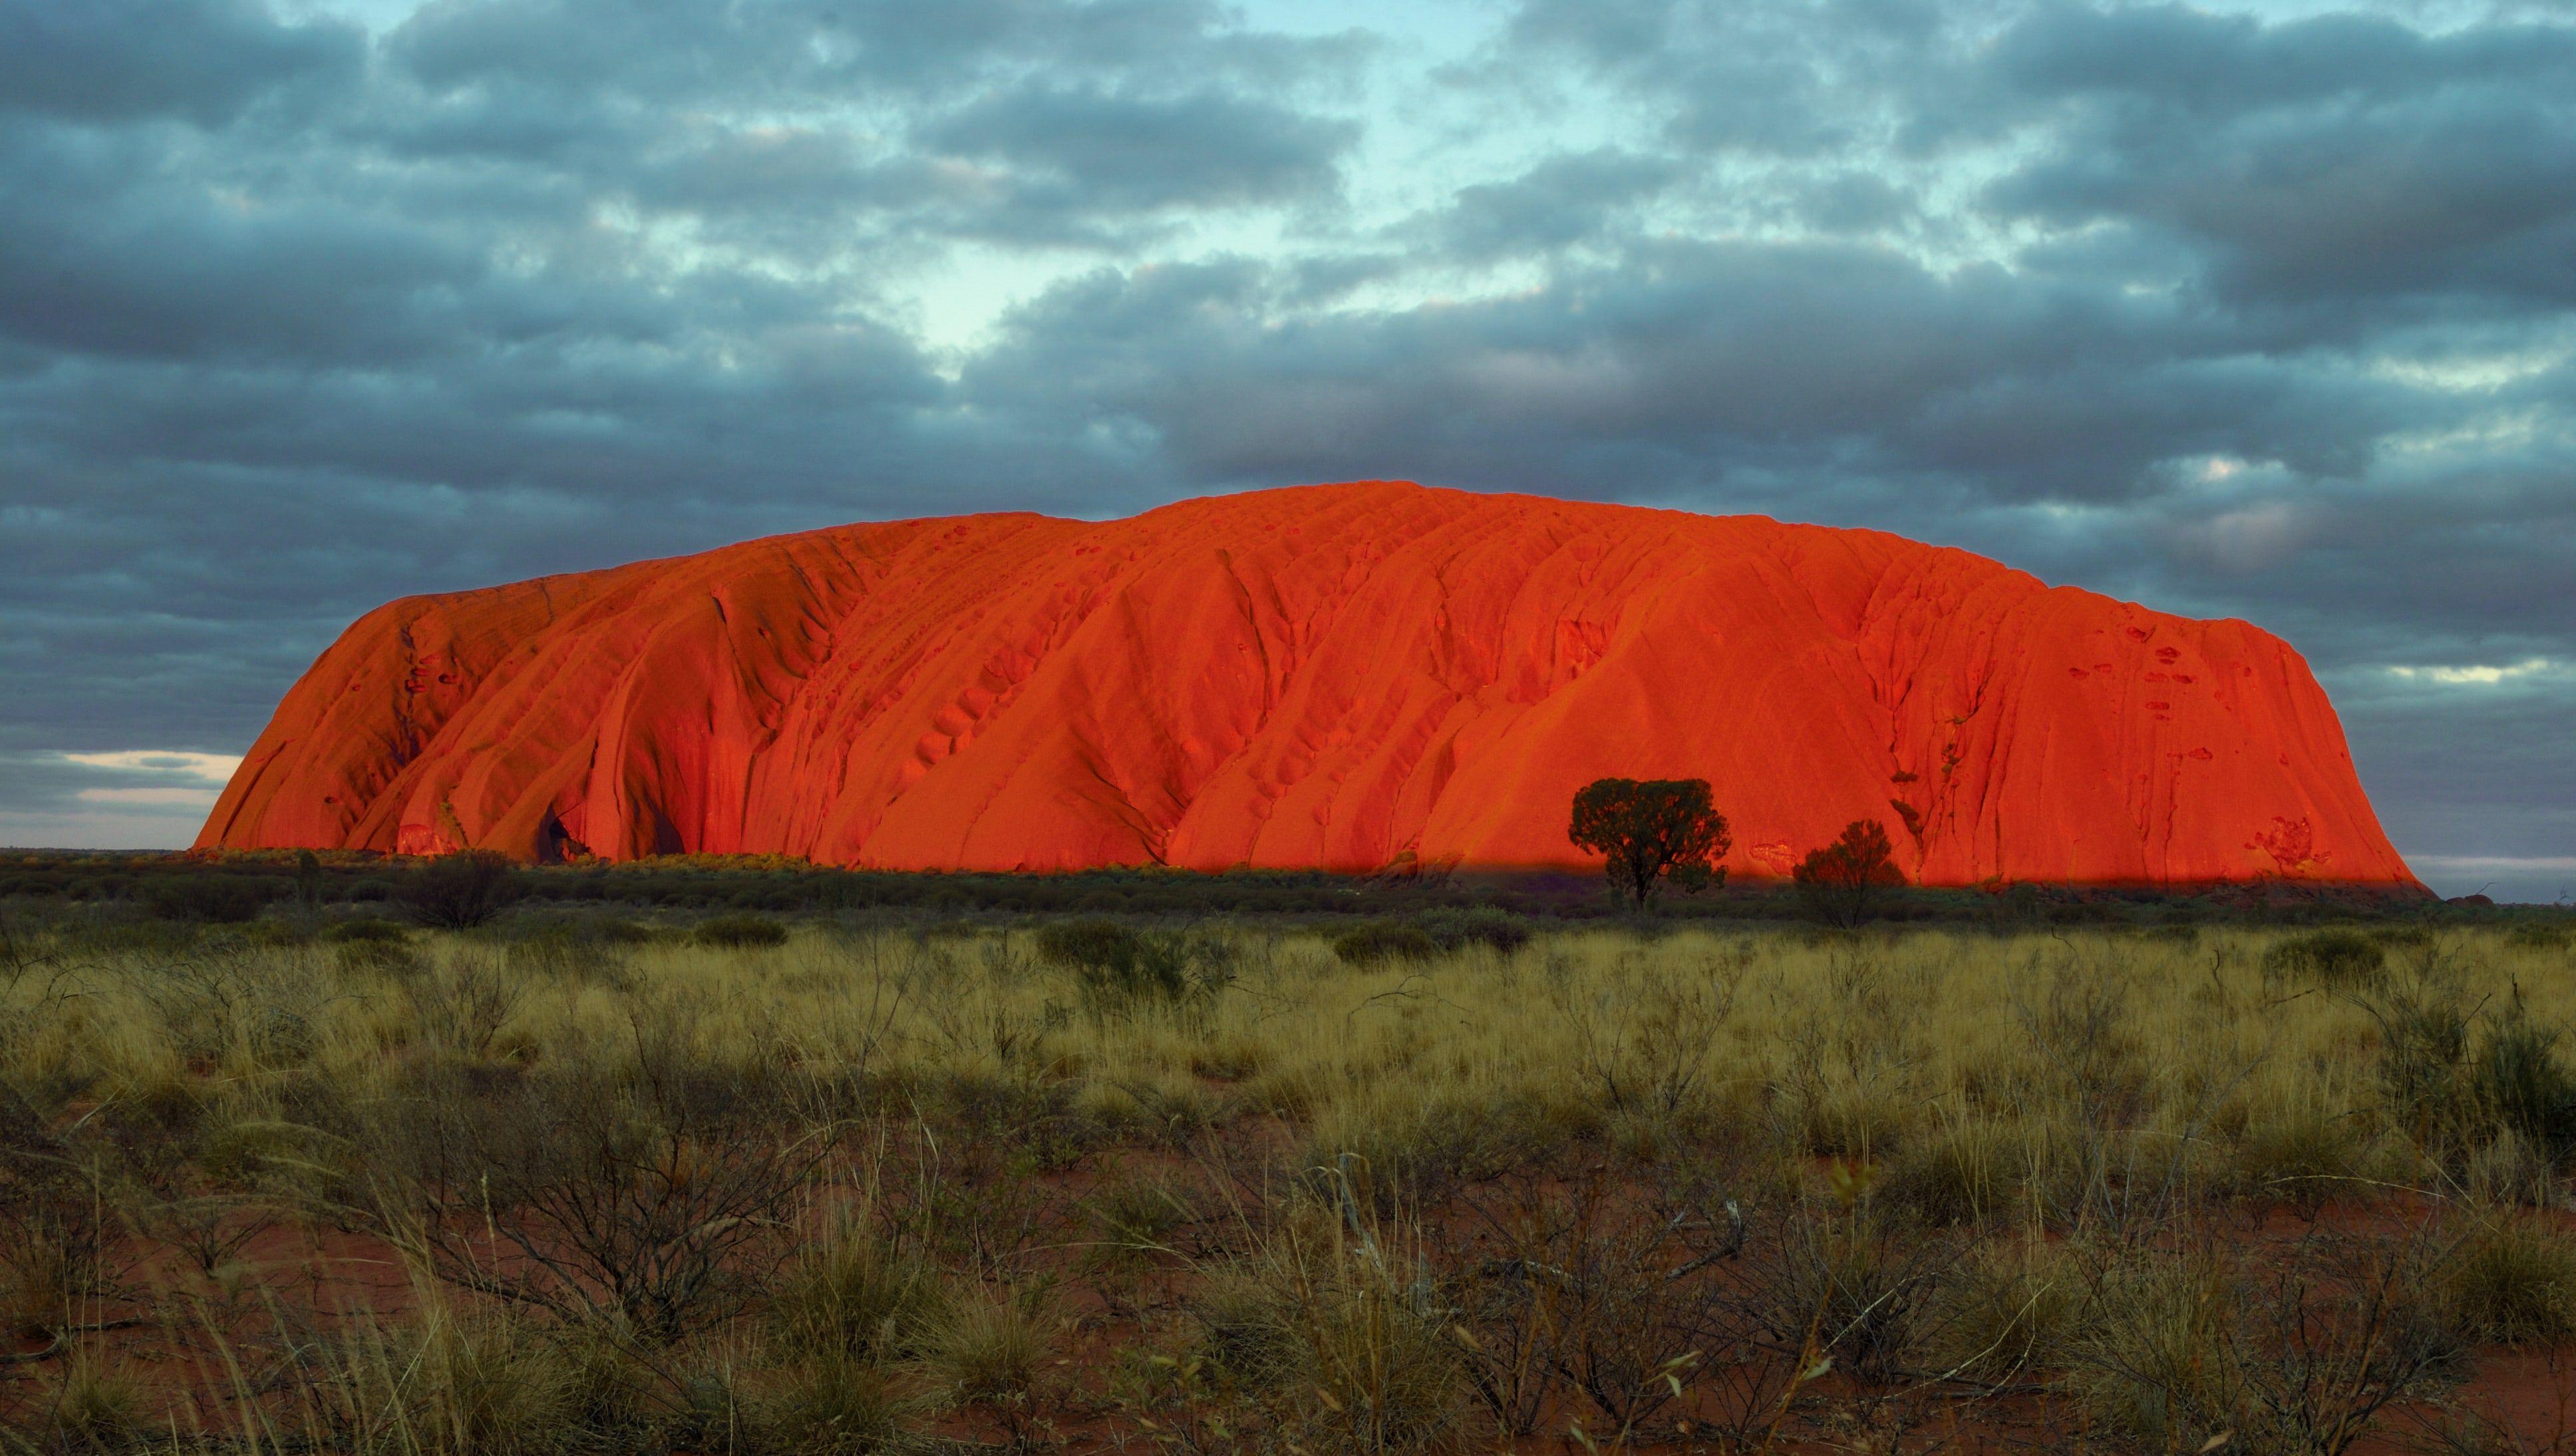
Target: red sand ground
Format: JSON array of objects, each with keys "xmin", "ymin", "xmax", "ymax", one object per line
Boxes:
[
  {"xmin": 197, "ymin": 481, "xmax": 2416, "ymax": 888},
  {"xmin": 19, "ymin": 1156, "xmax": 2573, "ymax": 1453}
]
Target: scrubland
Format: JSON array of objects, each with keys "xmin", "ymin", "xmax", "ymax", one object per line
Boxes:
[{"xmin": 4, "ymin": 906, "xmax": 2575, "ymax": 1453}]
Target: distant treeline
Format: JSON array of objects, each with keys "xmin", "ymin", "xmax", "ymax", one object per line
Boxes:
[{"xmin": 0, "ymin": 848, "xmax": 2538, "ymax": 932}]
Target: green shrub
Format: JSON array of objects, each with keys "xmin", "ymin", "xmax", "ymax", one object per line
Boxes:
[
  {"xmin": 2263, "ymin": 929, "xmax": 2385, "ymax": 987},
  {"xmin": 768, "ymin": 1217, "xmax": 947, "ymax": 1365},
  {"xmin": 331, "ymin": 916, "xmax": 423, "ymax": 976},
  {"xmin": 2446, "ymin": 1216, "xmax": 2576, "ymax": 1345},
  {"xmin": 2231, "ymin": 1104, "xmax": 2367, "ymax": 1212},
  {"xmin": 2507, "ymin": 923, "xmax": 2573, "ymax": 952},
  {"xmin": 1193, "ymin": 1222, "xmax": 1464, "ymax": 1450},
  {"xmin": 1925, "ymin": 1239, "xmax": 2079, "ymax": 1382},
  {"xmin": 2370, "ymin": 985, "xmax": 2478, "ymax": 1153},
  {"xmin": 1035, "ymin": 917, "xmax": 1141, "ymax": 973},
  {"xmin": 2072, "ymin": 1254, "xmax": 2248, "ymax": 1451},
  {"xmin": 1035, "ymin": 918, "xmax": 1191, "ymax": 1003},
  {"xmin": 327, "ymin": 916, "xmax": 410, "ymax": 944},
  {"xmin": 141, "ymin": 874, "xmax": 286, "ymax": 924},
  {"xmin": 1414, "ymin": 906, "xmax": 1533, "ymax": 954},
  {"xmin": 242, "ymin": 918, "xmax": 310, "ymax": 948},
  {"xmin": 1086, "ymin": 1174, "xmax": 1196, "ymax": 1254},
  {"xmin": 760, "ymin": 1356, "xmax": 910, "ymax": 1455},
  {"xmin": 400, "ymin": 1310, "xmax": 585, "ymax": 1456},
  {"xmin": 1333, "ymin": 920, "xmax": 1438, "ymax": 967},
  {"xmin": 921, "ymin": 1288, "xmax": 1054, "ymax": 1413},
  {"xmin": 37, "ymin": 1357, "xmax": 147, "ymax": 1453},
  {"xmin": 397, "ymin": 851, "xmax": 526, "ymax": 930},
  {"xmin": 509, "ymin": 917, "xmax": 650, "ymax": 982},
  {"xmin": 1794, "ymin": 819, "xmax": 1904, "ymax": 928},
  {"xmin": 596, "ymin": 918, "xmax": 653, "ymax": 944},
  {"xmin": 2474, "ymin": 998, "xmax": 2576, "ymax": 1165},
  {"xmin": 1887, "ymin": 1118, "xmax": 2022, "ymax": 1226},
  {"xmin": 692, "ymin": 913, "xmax": 789, "ymax": 949},
  {"xmin": 67, "ymin": 918, "xmax": 198, "ymax": 954}
]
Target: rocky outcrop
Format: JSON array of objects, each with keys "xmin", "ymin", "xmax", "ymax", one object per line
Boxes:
[{"xmin": 198, "ymin": 482, "xmax": 2418, "ymax": 887}]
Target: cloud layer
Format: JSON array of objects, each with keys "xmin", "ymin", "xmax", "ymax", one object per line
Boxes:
[{"xmin": 1, "ymin": 0, "xmax": 2567, "ymax": 899}]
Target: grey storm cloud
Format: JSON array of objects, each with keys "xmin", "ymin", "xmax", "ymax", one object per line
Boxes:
[
  {"xmin": 0, "ymin": 0, "xmax": 361, "ymax": 125},
  {"xmin": 385, "ymin": 0, "xmax": 1349, "ymax": 101},
  {"xmin": 1506, "ymin": 0, "xmax": 1949, "ymax": 156},
  {"xmin": 0, "ymin": 0, "xmax": 2567, "ymax": 896},
  {"xmin": 963, "ymin": 240, "xmax": 2420, "ymax": 505},
  {"xmin": 1980, "ymin": 7, "xmax": 2576, "ymax": 311},
  {"xmin": 1416, "ymin": 148, "xmax": 1687, "ymax": 260},
  {"xmin": 927, "ymin": 85, "xmax": 1357, "ymax": 214}
]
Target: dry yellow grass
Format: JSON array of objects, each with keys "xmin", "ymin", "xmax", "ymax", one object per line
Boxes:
[
  {"xmin": 3, "ymin": 915, "xmax": 2571, "ymax": 1451},
  {"xmin": 7, "ymin": 924, "xmax": 2571, "ymax": 1202}
]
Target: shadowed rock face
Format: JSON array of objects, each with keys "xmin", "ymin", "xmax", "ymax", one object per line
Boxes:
[{"xmin": 198, "ymin": 481, "xmax": 2418, "ymax": 887}]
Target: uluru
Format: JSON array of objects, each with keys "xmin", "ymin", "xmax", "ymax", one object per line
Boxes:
[{"xmin": 196, "ymin": 481, "xmax": 2416, "ymax": 888}]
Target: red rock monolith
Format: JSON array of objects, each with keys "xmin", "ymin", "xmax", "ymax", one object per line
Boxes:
[{"xmin": 197, "ymin": 482, "xmax": 2418, "ymax": 887}]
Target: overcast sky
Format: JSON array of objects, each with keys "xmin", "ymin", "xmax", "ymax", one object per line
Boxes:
[{"xmin": 1, "ymin": 0, "xmax": 2569, "ymax": 900}]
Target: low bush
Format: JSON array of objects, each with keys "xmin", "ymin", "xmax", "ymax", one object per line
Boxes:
[
  {"xmin": 769, "ymin": 1215, "xmax": 948, "ymax": 1365},
  {"xmin": 387, "ymin": 1308, "xmax": 584, "ymax": 1456},
  {"xmin": 2368, "ymin": 982, "xmax": 2478, "ymax": 1155},
  {"xmin": 1414, "ymin": 906, "xmax": 1533, "ymax": 954},
  {"xmin": 510, "ymin": 916, "xmax": 653, "ymax": 982},
  {"xmin": 370, "ymin": 1050, "xmax": 828, "ymax": 1339},
  {"xmin": 1035, "ymin": 917, "xmax": 1197, "ymax": 1004},
  {"xmin": 35, "ymin": 1356, "xmax": 148, "ymax": 1452},
  {"xmin": 693, "ymin": 912, "xmax": 789, "ymax": 949},
  {"xmin": 336, "ymin": 937, "xmax": 425, "ymax": 978},
  {"xmin": 141, "ymin": 874, "xmax": 287, "ymax": 924},
  {"xmin": 1769, "ymin": 1208, "xmax": 1955, "ymax": 1384},
  {"xmin": 1886, "ymin": 1117, "xmax": 2023, "ymax": 1226},
  {"xmin": 2446, "ymin": 1216, "xmax": 2576, "ymax": 1345},
  {"xmin": 923, "ymin": 1286, "xmax": 1054, "ymax": 1416},
  {"xmin": 397, "ymin": 850, "xmax": 526, "ymax": 930},
  {"xmin": 2263, "ymin": 928, "xmax": 2385, "ymax": 987},
  {"xmin": 2505, "ymin": 922, "xmax": 2572, "ymax": 952},
  {"xmin": 56, "ymin": 917, "xmax": 198, "ymax": 955},
  {"xmin": 2072, "ymin": 1253, "xmax": 2249, "ymax": 1451},
  {"xmin": 1086, "ymin": 1173, "xmax": 1196, "ymax": 1257},
  {"xmin": 241, "ymin": 916, "xmax": 310, "ymax": 947},
  {"xmin": 1034, "ymin": 917, "xmax": 1142, "ymax": 974},
  {"xmin": 2231, "ymin": 1103, "xmax": 2370, "ymax": 1213},
  {"xmin": 325, "ymin": 916, "xmax": 410, "ymax": 944},
  {"xmin": 2474, "ymin": 997, "xmax": 2576, "ymax": 1165},
  {"xmin": 1198, "ymin": 1214, "xmax": 1465, "ymax": 1453},
  {"xmin": 1924, "ymin": 1238, "xmax": 2080, "ymax": 1383},
  {"xmin": 761, "ymin": 1356, "xmax": 911, "ymax": 1455},
  {"xmin": 1333, "ymin": 920, "xmax": 1438, "ymax": 966}
]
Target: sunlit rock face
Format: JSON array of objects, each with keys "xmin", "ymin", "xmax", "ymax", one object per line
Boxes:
[{"xmin": 198, "ymin": 481, "xmax": 2418, "ymax": 888}]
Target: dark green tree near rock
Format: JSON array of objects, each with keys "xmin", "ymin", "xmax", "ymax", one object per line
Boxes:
[
  {"xmin": 1569, "ymin": 778, "xmax": 1731, "ymax": 909},
  {"xmin": 294, "ymin": 849, "xmax": 324, "ymax": 914},
  {"xmin": 397, "ymin": 848, "xmax": 526, "ymax": 929},
  {"xmin": 1794, "ymin": 819, "xmax": 1905, "ymax": 927}
]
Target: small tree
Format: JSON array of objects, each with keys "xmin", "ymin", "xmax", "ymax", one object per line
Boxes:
[
  {"xmin": 397, "ymin": 849, "xmax": 526, "ymax": 930},
  {"xmin": 1794, "ymin": 819, "xmax": 1905, "ymax": 928},
  {"xmin": 293, "ymin": 849, "xmax": 324, "ymax": 916},
  {"xmin": 1569, "ymin": 779, "xmax": 1732, "ymax": 910}
]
